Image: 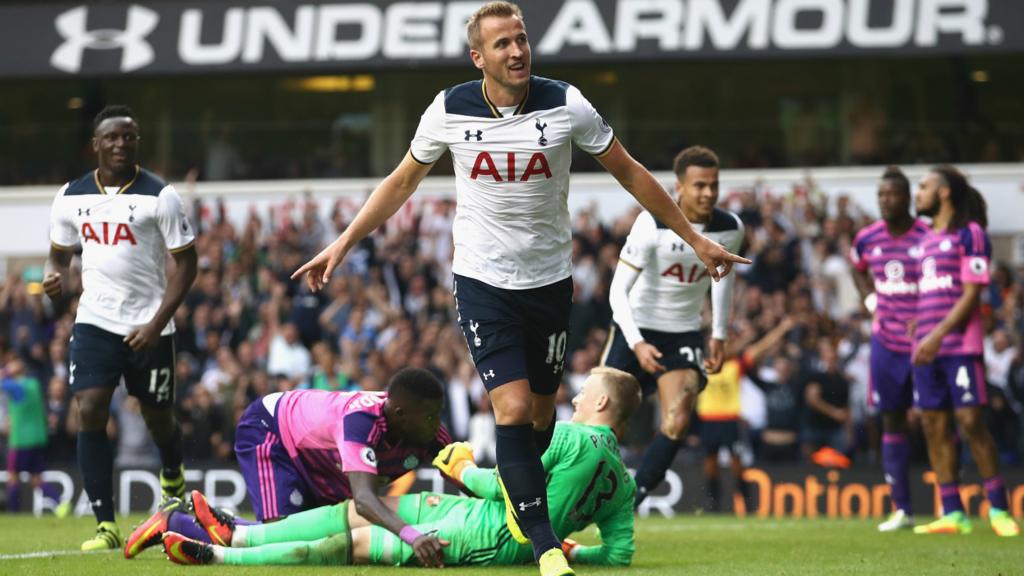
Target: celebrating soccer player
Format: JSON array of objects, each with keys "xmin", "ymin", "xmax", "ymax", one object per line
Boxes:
[
  {"xmin": 45, "ymin": 105, "xmax": 198, "ymax": 551},
  {"xmin": 850, "ymin": 166, "xmax": 930, "ymax": 532},
  {"xmin": 291, "ymin": 4, "xmax": 748, "ymax": 574},
  {"xmin": 602, "ymin": 146, "xmax": 744, "ymax": 506},
  {"xmin": 125, "ymin": 368, "xmax": 453, "ymax": 566},
  {"xmin": 160, "ymin": 367, "xmax": 641, "ymax": 568},
  {"xmin": 909, "ymin": 166, "xmax": 1019, "ymax": 537}
]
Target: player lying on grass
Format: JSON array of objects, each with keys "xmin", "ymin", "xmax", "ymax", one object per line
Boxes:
[
  {"xmin": 125, "ymin": 367, "xmax": 452, "ymax": 566},
  {"xmin": 160, "ymin": 367, "xmax": 641, "ymax": 568}
]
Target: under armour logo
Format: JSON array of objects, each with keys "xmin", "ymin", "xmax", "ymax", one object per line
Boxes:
[
  {"xmin": 465, "ymin": 130, "xmax": 483, "ymax": 141},
  {"xmin": 78, "ymin": 208, "xmax": 91, "ymax": 216},
  {"xmin": 535, "ymin": 119, "xmax": 548, "ymax": 146},
  {"xmin": 482, "ymin": 369, "xmax": 495, "ymax": 381},
  {"xmin": 518, "ymin": 497, "xmax": 542, "ymax": 511},
  {"xmin": 671, "ymin": 242, "xmax": 686, "ymax": 252},
  {"xmin": 51, "ymin": 5, "xmax": 159, "ymax": 74},
  {"xmin": 128, "ymin": 205, "xmax": 136, "ymax": 222},
  {"xmin": 469, "ymin": 320, "xmax": 482, "ymax": 347},
  {"xmin": 69, "ymin": 362, "xmax": 76, "ymax": 384}
]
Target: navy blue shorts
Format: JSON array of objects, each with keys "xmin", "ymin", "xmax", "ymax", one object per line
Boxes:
[
  {"xmin": 234, "ymin": 394, "xmax": 313, "ymax": 521},
  {"xmin": 700, "ymin": 420, "xmax": 742, "ymax": 457},
  {"xmin": 601, "ymin": 323, "xmax": 707, "ymax": 397},
  {"xmin": 453, "ymin": 274, "xmax": 573, "ymax": 395},
  {"xmin": 68, "ymin": 323, "xmax": 176, "ymax": 407},
  {"xmin": 868, "ymin": 336, "xmax": 913, "ymax": 412}
]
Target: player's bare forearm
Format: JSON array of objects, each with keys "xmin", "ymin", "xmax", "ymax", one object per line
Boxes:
[
  {"xmin": 348, "ymin": 472, "xmax": 409, "ymax": 537},
  {"xmin": 47, "ymin": 245, "xmax": 73, "ymax": 274},
  {"xmin": 598, "ymin": 144, "xmax": 699, "ymax": 245},
  {"xmin": 43, "ymin": 246, "xmax": 74, "ymax": 303},
  {"xmin": 336, "ymin": 154, "xmax": 432, "ymax": 251},
  {"xmin": 148, "ymin": 245, "xmax": 197, "ymax": 332},
  {"xmin": 927, "ymin": 283, "xmax": 981, "ymax": 342}
]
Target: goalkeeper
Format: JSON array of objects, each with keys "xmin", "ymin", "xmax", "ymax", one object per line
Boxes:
[{"xmin": 162, "ymin": 367, "xmax": 640, "ymax": 568}]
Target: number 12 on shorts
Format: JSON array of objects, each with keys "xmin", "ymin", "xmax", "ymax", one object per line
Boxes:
[{"xmin": 149, "ymin": 367, "xmax": 172, "ymax": 403}]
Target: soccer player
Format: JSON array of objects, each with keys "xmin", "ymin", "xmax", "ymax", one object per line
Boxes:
[
  {"xmin": 601, "ymin": 146, "xmax": 744, "ymax": 506},
  {"xmin": 161, "ymin": 367, "xmax": 641, "ymax": 568},
  {"xmin": 45, "ymin": 105, "xmax": 198, "ymax": 550},
  {"xmin": 291, "ymin": 4, "xmax": 748, "ymax": 574},
  {"xmin": 850, "ymin": 166, "xmax": 930, "ymax": 532},
  {"xmin": 909, "ymin": 166, "xmax": 1018, "ymax": 537},
  {"xmin": 2, "ymin": 357, "xmax": 66, "ymax": 513},
  {"xmin": 126, "ymin": 367, "xmax": 452, "ymax": 567}
]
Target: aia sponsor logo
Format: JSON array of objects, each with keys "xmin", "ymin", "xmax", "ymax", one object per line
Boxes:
[
  {"xmin": 81, "ymin": 222, "xmax": 137, "ymax": 245},
  {"xmin": 469, "ymin": 152, "xmax": 551, "ymax": 182}
]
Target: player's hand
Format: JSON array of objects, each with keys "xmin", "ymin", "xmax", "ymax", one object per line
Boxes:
[
  {"xmin": 432, "ymin": 442, "xmax": 477, "ymax": 485},
  {"xmin": 42, "ymin": 272, "xmax": 62, "ymax": 301},
  {"xmin": 912, "ymin": 332, "xmax": 940, "ymax": 366},
  {"xmin": 633, "ymin": 341, "xmax": 665, "ymax": 374},
  {"xmin": 561, "ymin": 538, "xmax": 580, "ymax": 562},
  {"xmin": 705, "ymin": 338, "xmax": 725, "ymax": 374},
  {"xmin": 291, "ymin": 237, "xmax": 350, "ymax": 293},
  {"xmin": 691, "ymin": 235, "xmax": 751, "ymax": 282},
  {"xmin": 412, "ymin": 533, "xmax": 449, "ymax": 567},
  {"xmin": 905, "ymin": 319, "xmax": 918, "ymax": 338},
  {"xmin": 124, "ymin": 324, "xmax": 161, "ymax": 352}
]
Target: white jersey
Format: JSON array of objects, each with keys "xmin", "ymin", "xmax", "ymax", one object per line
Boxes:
[
  {"xmin": 49, "ymin": 167, "xmax": 195, "ymax": 336},
  {"xmin": 612, "ymin": 208, "xmax": 744, "ymax": 344},
  {"xmin": 410, "ymin": 76, "xmax": 615, "ymax": 290}
]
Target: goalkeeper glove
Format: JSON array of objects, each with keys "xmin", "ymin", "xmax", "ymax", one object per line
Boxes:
[{"xmin": 432, "ymin": 442, "xmax": 478, "ymax": 496}]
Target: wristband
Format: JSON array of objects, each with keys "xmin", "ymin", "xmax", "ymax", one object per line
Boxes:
[{"xmin": 399, "ymin": 525, "xmax": 423, "ymax": 545}]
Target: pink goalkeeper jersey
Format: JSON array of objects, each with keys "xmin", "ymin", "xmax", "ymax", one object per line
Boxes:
[
  {"xmin": 850, "ymin": 219, "xmax": 931, "ymax": 354},
  {"xmin": 275, "ymin": 389, "xmax": 450, "ymax": 503},
  {"xmin": 915, "ymin": 221, "xmax": 991, "ymax": 357}
]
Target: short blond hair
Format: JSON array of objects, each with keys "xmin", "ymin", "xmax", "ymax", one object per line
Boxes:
[
  {"xmin": 466, "ymin": 1, "xmax": 524, "ymax": 50},
  {"xmin": 589, "ymin": 366, "xmax": 642, "ymax": 426}
]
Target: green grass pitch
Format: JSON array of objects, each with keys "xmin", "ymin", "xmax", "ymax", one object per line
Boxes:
[{"xmin": 0, "ymin": 514, "xmax": 1019, "ymax": 575}]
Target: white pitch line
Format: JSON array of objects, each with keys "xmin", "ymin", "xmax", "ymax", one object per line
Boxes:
[{"xmin": 0, "ymin": 549, "xmax": 111, "ymax": 561}]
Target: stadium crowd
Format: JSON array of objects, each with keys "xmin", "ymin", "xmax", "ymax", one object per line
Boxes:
[{"xmin": 2, "ymin": 179, "xmax": 1023, "ymax": 479}]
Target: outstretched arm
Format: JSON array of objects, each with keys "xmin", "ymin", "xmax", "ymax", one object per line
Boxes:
[
  {"xmin": 597, "ymin": 141, "xmax": 750, "ymax": 280},
  {"xmin": 566, "ymin": 502, "xmax": 635, "ymax": 566},
  {"xmin": 744, "ymin": 317, "xmax": 796, "ymax": 367},
  {"xmin": 348, "ymin": 472, "xmax": 447, "ymax": 567},
  {"xmin": 293, "ymin": 154, "xmax": 433, "ymax": 291}
]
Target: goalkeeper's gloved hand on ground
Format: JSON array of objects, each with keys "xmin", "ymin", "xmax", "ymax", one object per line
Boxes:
[{"xmin": 432, "ymin": 442, "xmax": 478, "ymax": 496}]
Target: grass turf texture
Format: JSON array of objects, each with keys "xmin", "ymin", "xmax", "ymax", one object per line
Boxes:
[{"xmin": 0, "ymin": 514, "xmax": 1018, "ymax": 575}]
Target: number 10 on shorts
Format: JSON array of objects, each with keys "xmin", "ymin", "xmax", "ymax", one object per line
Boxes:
[{"xmin": 546, "ymin": 331, "xmax": 567, "ymax": 374}]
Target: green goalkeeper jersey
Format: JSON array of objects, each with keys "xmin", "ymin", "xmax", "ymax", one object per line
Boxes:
[
  {"xmin": 463, "ymin": 421, "xmax": 636, "ymax": 566},
  {"xmin": 2, "ymin": 375, "xmax": 47, "ymax": 449}
]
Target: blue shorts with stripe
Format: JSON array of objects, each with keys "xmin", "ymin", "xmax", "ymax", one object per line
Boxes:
[{"xmin": 453, "ymin": 274, "xmax": 572, "ymax": 395}]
